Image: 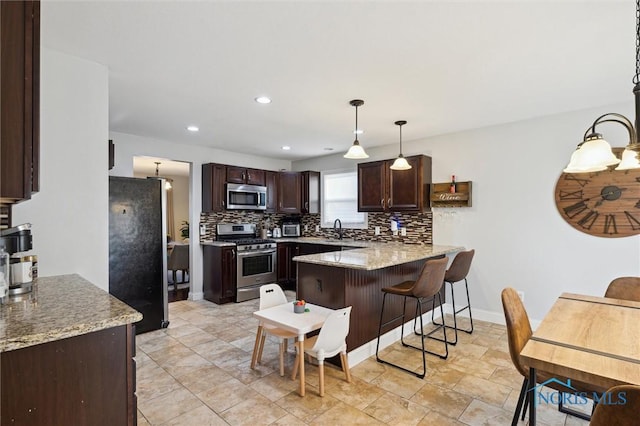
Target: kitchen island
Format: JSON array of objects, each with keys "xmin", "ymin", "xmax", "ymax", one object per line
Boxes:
[
  {"xmin": 293, "ymin": 243, "xmax": 462, "ymax": 355},
  {"xmin": 0, "ymin": 274, "xmax": 142, "ymax": 425}
]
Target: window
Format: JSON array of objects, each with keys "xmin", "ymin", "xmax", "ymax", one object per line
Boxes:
[{"xmin": 321, "ymin": 169, "xmax": 367, "ymax": 229}]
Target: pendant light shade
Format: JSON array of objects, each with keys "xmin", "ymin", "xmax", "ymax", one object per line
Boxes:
[
  {"xmin": 344, "ymin": 99, "xmax": 369, "ymax": 159},
  {"xmin": 563, "ymin": 133, "xmax": 621, "ymax": 173},
  {"xmin": 615, "ymin": 147, "xmax": 640, "ymax": 170},
  {"xmin": 390, "ymin": 120, "xmax": 411, "ymax": 170}
]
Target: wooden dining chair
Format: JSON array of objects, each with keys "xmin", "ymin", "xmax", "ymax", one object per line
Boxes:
[
  {"xmin": 250, "ymin": 284, "xmax": 297, "ymax": 376},
  {"xmin": 292, "ymin": 306, "xmax": 352, "ymax": 397},
  {"xmin": 604, "ymin": 277, "xmax": 640, "ymax": 302},
  {"xmin": 590, "ymin": 384, "xmax": 640, "ymax": 426},
  {"xmin": 501, "ymin": 287, "xmax": 605, "ymax": 425}
]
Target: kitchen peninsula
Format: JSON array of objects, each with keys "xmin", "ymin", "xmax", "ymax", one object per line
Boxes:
[
  {"xmin": 293, "ymin": 240, "xmax": 462, "ymax": 353},
  {"xmin": 0, "ymin": 274, "xmax": 142, "ymax": 425}
]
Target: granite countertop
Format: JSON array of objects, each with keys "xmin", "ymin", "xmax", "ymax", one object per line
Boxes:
[
  {"xmin": 200, "ymin": 241, "xmax": 237, "ymax": 247},
  {"xmin": 293, "ymin": 243, "xmax": 463, "ymax": 270},
  {"xmin": 0, "ymin": 274, "xmax": 142, "ymax": 352}
]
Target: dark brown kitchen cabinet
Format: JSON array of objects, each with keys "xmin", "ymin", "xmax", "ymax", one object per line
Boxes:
[
  {"xmin": 1, "ymin": 0, "xmax": 40, "ymax": 203},
  {"xmin": 1, "ymin": 324, "xmax": 136, "ymax": 426},
  {"xmin": 357, "ymin": 155, "xmax": 432, "ymax": 212},
  {"xmin": 301, "ymin": 171, "xmax": 320, "ymax": 214},
  {"xmin": 203, "ymin": 245, "xmax": 237, "ymax": 304},
  {"xmin": 202, "ymin": 163, "xmax": 227, "ymax": 212},
  {"xmin": 277, "ymin": 171, "xmax": 302, "ymax": 214},
  {"xmin": 277, "ymin": 242, "xmax": 299, "ymax": 291},
  {"xmin": 202, "ymin": 245, "xmax": 237, "ymax": 305},
  {"xmin": 227, "ymin": 166, "xmax": 266, "ymax": 186},
  {"xmin": 265, "ymin": 170, "xmax": 278, "ymax": 213}
]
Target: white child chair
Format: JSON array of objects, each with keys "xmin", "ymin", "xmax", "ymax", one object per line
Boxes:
[
  {"xmin": 250, "ymin": 284, "xmax": 297, "ymax": 376},
  {"xmin": 292, "ymin": 306, "xmax": 352, "ymax": 396}
]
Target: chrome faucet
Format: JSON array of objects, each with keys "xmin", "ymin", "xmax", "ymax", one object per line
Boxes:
[{"xmin": 333, "ymin": 218, "xmax": 343, "ymax": 240}]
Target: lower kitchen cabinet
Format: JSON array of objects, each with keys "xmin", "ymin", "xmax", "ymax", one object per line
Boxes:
[
  {"xmin": 1, "ymin": 324, "xmax": 136, "ymax": 426},
  {"xmin": 277, "ymin": 242, "xmax": 299, "ymax": 291},
  {"xmin": 203, "ymin": 245, "xmax": 237, "ymax": 304}
]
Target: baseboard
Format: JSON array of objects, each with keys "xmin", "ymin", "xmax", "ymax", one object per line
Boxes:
[{"xmin": 189, "ymin": 291, "xmax": 204, "ymax": 301}]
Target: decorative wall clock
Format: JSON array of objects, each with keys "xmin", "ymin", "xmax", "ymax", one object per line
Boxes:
[{"xmin": 554, "ymin": 168, "xmax": 640, "ymax": 237}]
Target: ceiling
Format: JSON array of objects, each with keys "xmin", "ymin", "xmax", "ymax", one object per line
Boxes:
[{"xmin": 42, "ymin": 1, "xmax": 633, "ymax": 162}]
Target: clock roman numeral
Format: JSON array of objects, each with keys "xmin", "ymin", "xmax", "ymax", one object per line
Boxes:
[
  {"xmin": 624, "ymin": 211, "xmax": 640, "ymax": 230},
  {"xmin": 564, "ymin": 174, "xmax": 590, "ymax": 187},
  {"xmin": 559, "ymin": 190, "xmax": 583, "ymax": 200},
  {"xmin": 604, "ymin": 214, "xmax": 618, "ymax": 235},
  {"xmin": 578, "ymin": 210, "xmax": 599, "ymax": 230},
  {"xmin": 563, "ymin": 201, "xmax": 588, "ymax": 219}
]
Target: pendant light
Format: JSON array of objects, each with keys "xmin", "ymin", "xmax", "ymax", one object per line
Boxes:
[
  {"xmin": 390, "ymin": 120, "xmax": 411, "ymax": 170},
  {"xmin": 563, "ymin": 1, "xmax": 640, "ymax": 173},
  {"xmin": 344, "ymin": 99, "xmax": 369, "ymax": 159},
  {"xmin": 154, "ymin": 161, "xmax": 173, "ymax": 190}
]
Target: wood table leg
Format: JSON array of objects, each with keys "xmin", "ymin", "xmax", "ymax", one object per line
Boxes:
[
  {"xmin": 250, "ymin": 325, "xmax": 263, "ymax": 370},
  {"xmin": 298, "ymin": 336, "xmax": 305, "ymax": 396}
]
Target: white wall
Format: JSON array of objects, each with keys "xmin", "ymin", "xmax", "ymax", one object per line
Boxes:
[
  {"xmin": 294, "ymin": 104, "xmax": 640, "ymax": 322},
  {"xmin": 109, "ymin": 131, "xmax": 291, "ymax": 299},
  {"xmin": 13, "ymin": 48, "xmax": 109, "ymax": 289}
]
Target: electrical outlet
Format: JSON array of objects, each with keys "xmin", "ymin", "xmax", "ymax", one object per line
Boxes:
[
  {"xmin": 199, "ymin": 224, "xmax": 206, "ymax": 236},
  {"xmin": 517, "ymin": 291, "xmax": 524, "ymax": 302},
  {"xmin": 374, "ymin": 226, "xmax": 380, "ymax": 235},
  {"xmin": 315, "ymin": 225, "xmax": 320, "ymax": 232},
  {"xmin": 304, "ymin": 225, "xmax": 309, "ymax": 232},
  {"xmin": 400, "ymin": 228, "xmax": 407, "ymax": 236}
]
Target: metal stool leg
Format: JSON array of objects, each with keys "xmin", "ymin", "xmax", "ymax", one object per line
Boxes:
[
  {"xmin": 377, "ymin": 293, "xmax": 428, "ymax": 378},
  {"xmin": 431, "ymin": 278, "xmax": 473, "ymax": 345},
  {"xmin": 407, "ymin": 293, "xmax": 448, "ymax": 359}
]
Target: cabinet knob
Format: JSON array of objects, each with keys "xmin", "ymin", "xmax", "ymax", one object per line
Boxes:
[
  {"xmin": 388, "ymin": 198, "xmax": 392, "ymax": 207},
  {"xmin": 222, "ymin": 200, "xmax": 225, "ymax": 207}
]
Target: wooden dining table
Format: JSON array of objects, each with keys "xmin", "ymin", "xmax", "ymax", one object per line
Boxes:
[
  {"xmin": 252, "ymin": 302, "xmax": 335, "ymax": 396},
  {"xmin": 520, "ymin": 292, "xmax": 640, "ymax": 425}
]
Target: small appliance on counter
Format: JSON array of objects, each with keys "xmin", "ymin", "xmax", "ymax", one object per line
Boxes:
[
  {"xmin": 281, "ymin": 216, "xmax": 302, "ymax": 237},
  {"xmin": 0, "ymin": 223, "xmax": 34, "ymax": 295}
]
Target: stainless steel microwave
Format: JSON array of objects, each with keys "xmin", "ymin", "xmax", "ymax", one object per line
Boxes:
[{"xmin": 226, "ymin": 183, "xmax": 267, "ymax": 210}]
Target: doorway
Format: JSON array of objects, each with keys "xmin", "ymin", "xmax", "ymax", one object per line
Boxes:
[{"xmin": 133, "ymin": 156, "xmax": 191, "ymax": 302}]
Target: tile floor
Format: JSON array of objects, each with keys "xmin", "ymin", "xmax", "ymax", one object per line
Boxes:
[{"xmin": 136, "ymin": 296, "xmax": 591, "ymax": 425}]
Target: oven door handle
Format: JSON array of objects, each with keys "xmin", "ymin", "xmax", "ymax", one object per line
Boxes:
[{"xmin": 237, "ymin": 249, "xmax": 276, "ymax": 257}]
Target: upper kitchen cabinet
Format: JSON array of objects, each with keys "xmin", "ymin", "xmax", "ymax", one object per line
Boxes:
[
  {"xmin": 301, "ymin": 171, "xmax": 320, "ymax": 214},
  {"xmin": 277, "ymin": 171, "xmax": 302, "ymax": 214},
  {"xmin": 358, "ymin": 155, "xmax": 432, "ymax": 212},
  {"xmin": 265, "ymin": 170, "xmax": 278, "ymax": 213},
  {"xmin": 1, "ymin": 0, "xmax": 40, "ymax": 202},
  {"xmin": 226, "ymin": 166, "xmax": 266, "ymax": 186},
  {"xmin": 202, "ymin": 163, "xmax": 227, "ymax": 212}
]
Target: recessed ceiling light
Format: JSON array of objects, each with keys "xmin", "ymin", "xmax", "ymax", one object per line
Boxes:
[
  {"xmin": 186, "ymin": 125, "xmax": 199, "ymax": 132},
  {"xmin": 281, "ymin": 146, "xmax": 291, "ymax": 150},
  {"xmin": 255, "ymin": 96, "xmax": 272, "ymax": 104},
  {"xmin": 353, "ymin": 129, "xmax": 363, "ymax": 135}
]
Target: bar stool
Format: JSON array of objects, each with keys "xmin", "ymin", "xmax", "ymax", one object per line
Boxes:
[
  {"xmin": 375, "ymin": 257, "xmax": 449, "ymax": 379},
  {"xmin": 431, "ymin": 249, "xmax": 475, "ymax": 345}
]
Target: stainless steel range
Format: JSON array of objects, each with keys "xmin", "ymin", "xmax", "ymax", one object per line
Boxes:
[{"xmin": 216, "ymin": 223, "xmax": 276, "ymax": 302}]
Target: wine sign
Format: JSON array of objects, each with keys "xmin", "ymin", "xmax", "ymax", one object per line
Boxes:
[{"xmin": 430, "ymin": 181, "xmax": 472, "ymax": 208}]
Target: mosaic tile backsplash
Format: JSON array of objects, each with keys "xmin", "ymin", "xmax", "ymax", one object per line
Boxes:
[{"xmin": 200, "ymin": 210, "xmax": 432, "ymax": 244}]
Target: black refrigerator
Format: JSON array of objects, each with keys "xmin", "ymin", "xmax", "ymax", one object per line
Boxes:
[{"xmin": 109, "ymin": 176, "xmax": 169, "ymax": 334}]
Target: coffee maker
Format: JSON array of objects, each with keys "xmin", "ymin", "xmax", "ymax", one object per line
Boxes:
[{"xmin": 0, "ymin": 223, "xmax": 33, "ymax": 294}]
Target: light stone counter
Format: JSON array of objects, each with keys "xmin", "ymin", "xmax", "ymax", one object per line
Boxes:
[
  {"xmin": 0, "ymin": 274, "xmax": 142, "ymax": 352},
  {"xmin": 200, "ymin": 241, "xmax": 237, "ymax": 247},
  {"xmin": 293, "ymin": 243, "xmax": 463, "ymax": 270}
]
